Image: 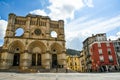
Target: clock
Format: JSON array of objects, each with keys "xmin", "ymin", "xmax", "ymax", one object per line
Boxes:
[{"xmin": 34, "ymin": 29, "xmax": 41, "ymax": 35}]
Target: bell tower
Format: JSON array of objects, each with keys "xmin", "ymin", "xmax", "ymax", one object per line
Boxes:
[{"xmin": 5, "ymin": 13, "xmax": 16, "ymax": 37}]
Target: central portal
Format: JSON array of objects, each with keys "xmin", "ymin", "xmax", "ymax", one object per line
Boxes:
[{"xmin": 32, "ymin": 54, "xmax": 41, "ymax": 66}]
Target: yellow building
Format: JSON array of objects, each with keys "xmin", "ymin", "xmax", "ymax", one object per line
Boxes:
[
  {"xmin": 67, "ymin": 55, "xmax": 80, "ymax": 72},
  {"xmin": 79, "ymin": 50, "xmax": 86, "ymax": 72}
]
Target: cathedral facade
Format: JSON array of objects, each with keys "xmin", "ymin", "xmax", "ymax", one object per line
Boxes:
[{"xmin": 0, "ymin": 13, "xmax": 66, "ymax": 70}]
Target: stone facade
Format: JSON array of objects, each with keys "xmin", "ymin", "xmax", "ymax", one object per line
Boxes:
[{"xmin": 0, "ymin": 13, "xmax": 66, "ymax": 70}]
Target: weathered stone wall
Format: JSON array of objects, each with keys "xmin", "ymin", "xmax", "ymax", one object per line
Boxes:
[{"xmin": 0, "ymin": 13, "xmax": 66, "ymax": 70}]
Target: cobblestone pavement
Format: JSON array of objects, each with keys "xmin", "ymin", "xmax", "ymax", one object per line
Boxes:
[{"xmin": 0, "ymin": 72, "xmax": 120, "ymax": 80}]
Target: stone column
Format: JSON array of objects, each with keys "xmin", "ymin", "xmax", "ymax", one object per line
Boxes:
[
  {"xmin": 42, "ymin": 51, "xmax": 51, "ymax": 69},
  {"xmin": 24, "ymin": 16, "xmax": 31, "ymax": 38},
  {"xmin": 0, "ymin": 51, "xmax": 10, "ymax": 69},
  {"xmin": 20, "ymin": 51, "xmax": 31, "ymax": 69},
  {"xmin": 46, "ymin": 18, "xmax": 50, "ymax": 39},
  {"xmin": 58, "ymin": 51, "xmax": 66, "ymax": 68},
  {"xmin": 5, "ymin": 13, "xmax": 16, "ymax": 37},
  {"xmin": 7, "ymin": 52, "xmax": 14, "ymax": 67},
  {"xmin": 58, "ymin": 20, "xmax": 65, "ymax": 40}
]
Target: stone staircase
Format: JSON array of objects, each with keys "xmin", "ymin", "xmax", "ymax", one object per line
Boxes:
[
  {"xmin": 0, "ymin": 66, "xmax": 78, "ymax": 73},
  {"xmin": 49, "ymin": 68, "xmax": 78, "ymax": 73},
  {"xmin": 29, "ymin": 66, "xmax": 50, "ymax": 73},
  {"xmin": 26, "ymin": 66, "xmax": 78, "ymax": 73},
  {"xmin": 0, "ymin": 66, "xmax": 20, "ymax": 73}
]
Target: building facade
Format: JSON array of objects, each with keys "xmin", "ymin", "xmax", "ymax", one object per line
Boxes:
[
  {"xmin": 0, "ymin": 13, "xmax": 66, "ymax": 70},
  {"xmin": 112, "ymin": 38, "xmax": 120, "ymax": 68},
  {"xmin": 89, "ymin": 41, "xmax": 118, "ymax": 72},
  {"xmin": 67, "ymin": 55, "xmax": 80, "ymax": 72},
  {"xmin": 83, "ymin": 33, "xmax": 107, "ymax": 72},
  {"xmin": 79, "ymin": 50, "xmax": 86, "ymax": 72}
]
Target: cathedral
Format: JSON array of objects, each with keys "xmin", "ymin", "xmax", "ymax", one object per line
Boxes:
[{"xmin": 0, "ymin": 13, "xmax": 66, "ymax": 70}]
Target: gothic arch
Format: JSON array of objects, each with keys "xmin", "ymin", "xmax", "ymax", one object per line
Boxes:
[
  {"xmin": 50, "ymin": 43, "xmax": 62, "ymax": 53},
  {"xmin": 27, "ymin": 41, "xmax": 46, "ymax": 66},
  {"xmin": 50, "ymin": 43, "xmax": 63, "ymax": 68},
  {"xmin": 8, "ymin": 40, "xmax": 25, "ymax": 53},
  {"xmin": 27, "ymin": 41, "xmax": 46, "ymax": 53},
  {"xmin": 8, "ymin": 40, "xmax": 25, "ymax": 66}
]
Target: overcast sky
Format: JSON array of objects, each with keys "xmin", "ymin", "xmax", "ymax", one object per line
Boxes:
[{"xmin": 0, "ymin": 0, "xmax": 120, "ymax": 50}]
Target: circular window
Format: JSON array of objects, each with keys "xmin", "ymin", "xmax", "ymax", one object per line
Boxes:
[
  {"xmin": 34, "ymin": 29, "xmax": 41, "ymax": 35},
  {"xmin": 51, "ymin": 31, "xmax": 57, "ymax": 38},
  {"xmin": 53, "ymin": 49, "xmax": 56, "ymax": 52},
  {"xmin": 16, "ymin": 48, "xmax": 19, "ymax": 51}
]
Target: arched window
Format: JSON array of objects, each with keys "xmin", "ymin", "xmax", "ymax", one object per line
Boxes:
[
  {"xmin": 50, "ymin": 31, "xmax": 57, "ymax": 38},
  {"xmin": 15, "ymin": 28, "xmax": 24, "ymax": 36}
]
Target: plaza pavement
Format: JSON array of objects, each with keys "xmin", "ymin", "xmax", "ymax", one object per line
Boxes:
[{"xmin": 0, "ymin": 72, "xmax": 120, "ymax": 80}]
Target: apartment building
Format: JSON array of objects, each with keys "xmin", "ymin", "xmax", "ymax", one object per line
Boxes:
[
  {"xmin": 112, "ymin": 38, "xmax": 120, "ymax": 68},
  {"xmin": 89, "ymin": 41, "xmax": 118, "ymax": 72},
  {"xmin": 67, "ymin": 55, "xmax": 80, "ymax": 72},
  {"xmin": 83, "ymin": 33, "xmax": 107, "ymax": 72},
  {"xmin": 79, "ymin": 50, "xmax": 86, "ymax": 72}
]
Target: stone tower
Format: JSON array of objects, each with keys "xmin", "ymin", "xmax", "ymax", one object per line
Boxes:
[{"xmin": 0, "ymin": 13, "xmax": 66, "ymax": 70}]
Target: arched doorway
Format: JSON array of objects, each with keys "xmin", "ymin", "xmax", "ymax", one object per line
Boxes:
[
  {"xmin": 13, "ymin": 48, "xmax": 21, "ymax": 66},
  {"xmin": 38, "ymin": 54, "xmax": 41, "ymax": 65},
  {"xmin": 52, "ymin": 54, "xmax": 57, "ymax": 68},
  {"xmin": 13, "ymin": 53, "xmax": 20, "ymax": 66},
  {"xmin": 28, "ymin": 41, "xmax": 46, "ymax": 67},
  {"xmin": 32, "ymin": 53, "xmax": 41, "ymax": 66},
  {"xmin": 8, "ymin": 41, "xmax": 24, "ymax": 67},
  {"xmin": 50, "ymin": 43, "xmax": 62, "ymax": 68},
  {"xmin": 12, "ymin": 47, "xmax": 21, "ymax": 66},
  {"xmin": 32, "ymin": 54, "xmax": 36, "ymax": 66}
]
